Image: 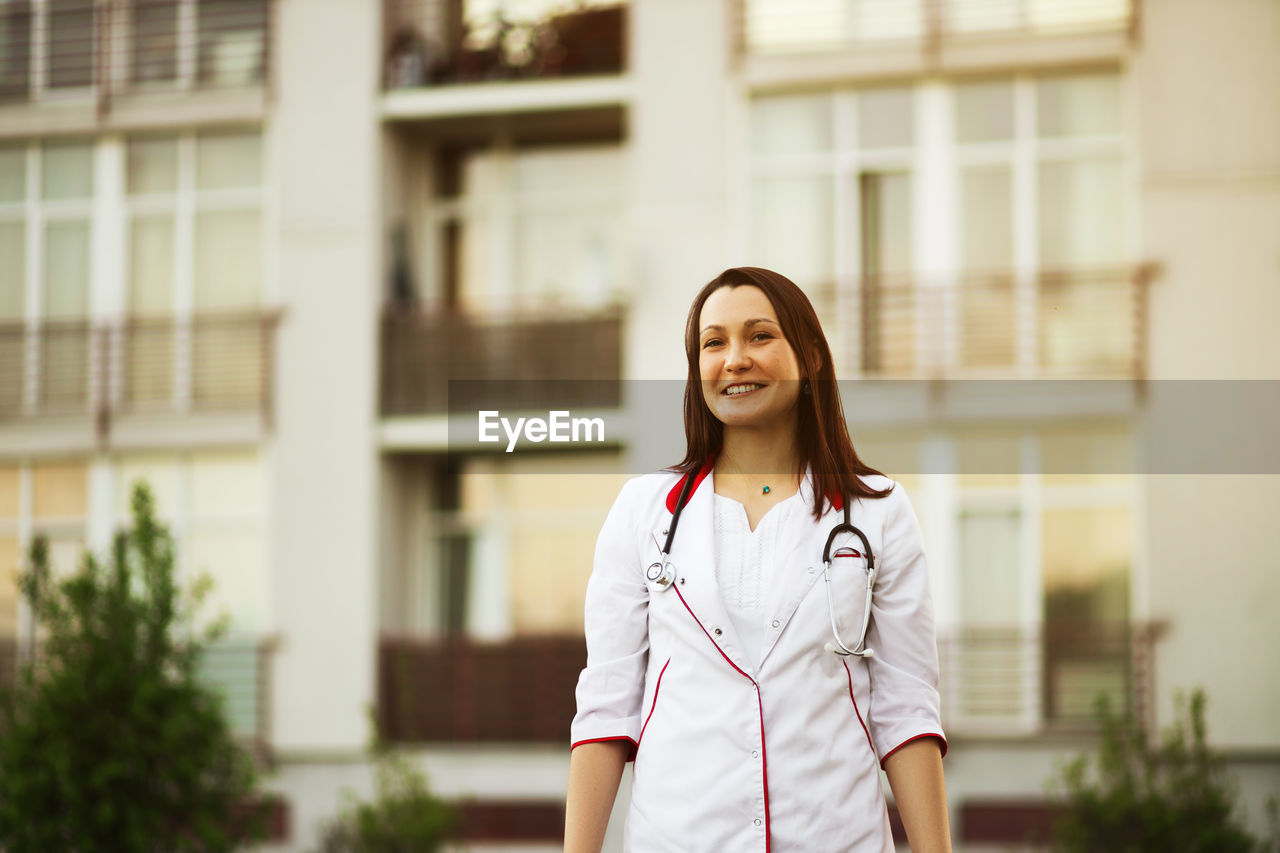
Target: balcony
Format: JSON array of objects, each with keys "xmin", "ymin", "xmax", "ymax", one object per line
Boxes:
[
  {"xmin": 0, "ymin": 633, "xmax": 274, "ymax": 757},
  {"xmin": 0, "ymin": 0, "xmax": 272, "ymax": 135},
  {"xmin": 814, "ymin": 265, "xmax": 1154, "ymax": 379},
  {"xmin": 380, "ymin": 305, "xmax": 624, "ymax": 418},
  {"xmin": 376, "ymin": 622, "xmax": 1160, "ymax": 745},
  {"xmin": 731, "ymin": 0, "xmax": 1136, "ymax": 84},
  {"xmin": 382, "ymin": 0, "xmax": 625, "ymax": 90},
  {"xmin": 0, "ymin": 310, "xmax": 281, "ymax": 451}
]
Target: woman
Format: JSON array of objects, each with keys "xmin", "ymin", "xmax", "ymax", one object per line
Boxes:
[{"xmin": 565, "ymin": 267, "xmax": 951, "ymax": 852}]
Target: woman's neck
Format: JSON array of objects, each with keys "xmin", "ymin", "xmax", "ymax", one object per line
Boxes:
[{"xmin": 716, "ymin": 428, "xmax": 803, "ymax": 484}]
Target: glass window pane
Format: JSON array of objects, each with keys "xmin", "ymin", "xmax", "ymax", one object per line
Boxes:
[
  {"xmin": 0, "ymin": 465, "xmax": 16, "ymax": 517},
  {"xmin": 129, "ymin": 214, "xmax": 174, "ymax": 313},
  {"xmin": 0, "ymin": 145, "xmax": 25, "ymax": 202},
  {"xmin": 0, "ymin": 222, "xmax": 24, "ymax": 321},
  {"xmin": 0, "ymin": 536, "xmax": 18, "ymax": 635},
  {"xmin": 42, "ymin": 220, "xmax": 89, "ymax": 318},
  {"xmin": 751, "ymin": 93, "xmax": 833, "ymax": 156},
  {"xmin": 1042, "ymin": 504, "xmax": 1129, "ymax": 622},
  {"xmin": 852, "ymin": 0, "xmax": 923, "ymax": 40},
  {"xmin": 32, "ymin": 460, "xmax": 86, "ymax": 517},
  {"xmin": 857, "ymin": 87, "xmax": 914, "ymax": 149},
  {"xmin": 861, "ymin": 171, "xmax": 912, "ymax": 274},
  {"xmin": 41, "ymin": 140, "xmax": 94, "ymax": 200},
  {"xmin": 0, "ymin": 1, "xmax": 33, "ymax": 101},
  {"xmin": 745, "ymin": 0, "xmax": 843, "ymax": 53},
  {"xmin": 197, "ymin": 0, "xmax": 267, "ymax": 86},
  {"xmin": 950, "ymin": 0, "xmax": 1019, "ymax": 33},
  {"xmin": 187, "ymin": 529, "xmax": 265, "ymax": 632},
  {"xmin": 1029, "ymin": 0, "xmax": 1128, "ymax": 32},
  {"xmin": 960, "ymin": 166, "xmax": 1012, "ymax": 269},
  {"xmin": 956, "ymin": 79, "xmax": 1013, "ymax": 143},
  {"xmin": 132, "ymin": 0, "xmax": 178, "ymax": 84},
  {"xmin": 1037, "ymin": 72, "xmax": 1121, "ymax": 138},
  {"xmin": 194, "ymin": 210, "xmax": 261, "ymax": 309},
  {"xmin": 1038, "ymin": 158, "xmax": 1123, "ymax": 266},
  {"xmin": 196, "ymin": 130, "xmax": 261, "ymax": 189},
  {"xmin": 960, "ymin": 508, "xmax": 1021, "ymax": 623},
  {"xmin": 750, "ymin": 175, "xmax": 833, "ymax": 284},
  {"xmin": 48, "ymin": 0, "xmax": 94, "ymax": 89},
  {"xmin": 116, "ymin": 454, "xmax": 178, "ymax": 522},
  {"xmin": 127, "ymin": 136, "xmax": 178, "ymax": 195},
  {"xmin": 190, "ymin": 451, "xmax": 263, "ymax": 516}
]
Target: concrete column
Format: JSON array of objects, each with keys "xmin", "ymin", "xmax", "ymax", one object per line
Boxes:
[{"xmin": 269, "ymin": 0, "xmax": 381, "ymax": 753}]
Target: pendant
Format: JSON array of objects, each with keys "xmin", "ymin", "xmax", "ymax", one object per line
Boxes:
[{"xmin": 762, "ymin": 485, "xmax": 771, "ymax": 495}]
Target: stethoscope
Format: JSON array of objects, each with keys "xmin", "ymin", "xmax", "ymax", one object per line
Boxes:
[{"xmin": 646, "ymin": 472, "xmax": 877, "ymax": 659}]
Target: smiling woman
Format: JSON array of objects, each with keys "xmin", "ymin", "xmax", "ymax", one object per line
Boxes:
[{"xmin": 565, "ymin": 267, "xmax": 953, "ymax": 853}]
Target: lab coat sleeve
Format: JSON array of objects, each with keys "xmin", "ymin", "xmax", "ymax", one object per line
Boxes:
[
  {"xmin": 864, "ymin": 483, "xmax": 948, "ymax": 768},
  {"xmin": 569, "ymin": 477, "xmax": 650, "ymax": 759}
]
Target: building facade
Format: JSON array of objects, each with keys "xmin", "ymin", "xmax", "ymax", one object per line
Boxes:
[{"xmin": 1, "ymin": 0, "xmax": 1276, "ymax": 850}]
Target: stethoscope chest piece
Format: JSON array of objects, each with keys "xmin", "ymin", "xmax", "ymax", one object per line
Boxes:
[{"xmin": 647, "ymin": 559, "xmax": 676, "ymax": 590}]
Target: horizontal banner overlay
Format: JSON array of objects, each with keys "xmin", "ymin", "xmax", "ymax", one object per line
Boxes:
[{"xmin": 427, "ymin": 380, "xmax": 1280, "ymax": 475}]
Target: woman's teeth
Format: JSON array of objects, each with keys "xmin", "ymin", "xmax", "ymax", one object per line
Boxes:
[{"xmin": 725, "ymin": 384, "xmax": 763, "ymax": 396}]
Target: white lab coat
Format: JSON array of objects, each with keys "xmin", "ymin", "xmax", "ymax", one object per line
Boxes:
[{"xmin": 571, "ymin": 466, "xmax": 947, "ymax": 852}]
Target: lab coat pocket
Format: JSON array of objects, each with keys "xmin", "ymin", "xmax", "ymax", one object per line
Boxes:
[
  {"xmin": 635, "ymin": 656, "xmax": 671, "ymax": 759},
  {"xmin": 827, "ymin": 548, "xmax": 872, "ymax": 649}
]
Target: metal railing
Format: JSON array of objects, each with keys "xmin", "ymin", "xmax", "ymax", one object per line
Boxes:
[
  {"xmin": 377, "ymin": 622, "xmax": 1161, "ymax": 744},
  {"xmin": 939, "ymin": 621, "xmax": 1163, "ymax": 736},
  {"xmin": 0, "ymin": 633, "xmax": 273, "ymax": 753},
  {"xmin": 380, "ymin": 305, "xmax": 624, "ymax": 416},
  {"xmin": 381, "ymin": 0, "xmax": 625, "ymax": 89},
  {"xmin": 811, "ymin": 265, "xmax": 1154, "ymax": 379},
  {"xmin": 0, "ymin": 0, "xmax": 272, "ymax": 108},
  {"xmin": 731, "ymin": 0, "xmax": 1135, "ymax": 58},
  {"xmin": 0, "ymin": 310, "xmax": 281, "ymax": 438}
]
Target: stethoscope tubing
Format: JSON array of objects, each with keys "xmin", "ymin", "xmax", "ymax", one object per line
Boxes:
[{"xmin": 649, "ymin": 471, "xmax": 876, "ymax": 658}]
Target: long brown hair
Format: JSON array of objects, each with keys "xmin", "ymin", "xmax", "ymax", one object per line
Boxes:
[{"xmin": 673, "ymin": 267, "xmax": 892, "ymax": 519}]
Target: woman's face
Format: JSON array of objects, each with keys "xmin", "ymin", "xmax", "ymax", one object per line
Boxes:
[{"xmin": 697, "ymin": 284, "xmax": 805, "ymax": 434}]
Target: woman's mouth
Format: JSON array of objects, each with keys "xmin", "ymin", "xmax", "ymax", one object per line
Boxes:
[{"xmin": 723, "ymin": 383, "xmax": 764, "ymax": 396}]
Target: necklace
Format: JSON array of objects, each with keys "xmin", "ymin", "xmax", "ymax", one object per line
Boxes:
[{"xmin": 762, "ymin": 485, "xmax": 771, "ymax": 494}]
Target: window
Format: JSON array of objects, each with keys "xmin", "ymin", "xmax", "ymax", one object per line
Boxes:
[
  {"xmin": 749, "ymin": 70, "xmax": 1130, "ymax": 377},
  {"xmin": 434, "ymin": 143, "xmax": 625, "ymax": 312},
  {"xmin": 0, "ymin": 0, "xmax": 268, "ymax": 102},
  {"xmin": 125, "ymin": 128, "xmax": 264, "ymax": 409}
]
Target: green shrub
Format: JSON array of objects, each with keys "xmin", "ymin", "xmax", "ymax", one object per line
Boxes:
[
  {"xmin": 312, "ymin": 716, "xmax": 456, "ymax": 853},
  {"xmin": 0, "ymin": 482, "xmax": 263, "ymax": 852},
  {"xmin": 1053, "ymin": 687, "xmax": 1280, "ymax": 853}
]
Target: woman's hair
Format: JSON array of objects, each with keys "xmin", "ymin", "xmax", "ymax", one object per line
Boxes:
[{"xmin": 674, "ymin": 266, "xmax": 892, "ymax": 519}]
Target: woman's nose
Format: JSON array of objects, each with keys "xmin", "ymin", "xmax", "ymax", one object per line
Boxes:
[{"xmin": 725, "ymin": 337, "xmax": 751, "ymax": 370}]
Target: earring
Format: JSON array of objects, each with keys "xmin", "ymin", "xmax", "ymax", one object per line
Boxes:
[{"xmin": 802, "ymin": 379, "xmax": 811, "ymax": 396}]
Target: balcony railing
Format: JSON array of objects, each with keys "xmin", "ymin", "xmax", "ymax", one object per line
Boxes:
[
  {"xmin": 813, "ymin": 265, "xmax": 1153, "ymax": 379},
  {"xmin": 377, "ymin": 622, "xmax": 1161, "ymax": 744},
  {"xmin": 0, "ymin": 311, "xmax": 281, "ymax": 438},
  {"xmin": 939, "ymin": 621, "xmax": 1163, "ymax": 736},
  {"xmin": 0, "ymin": 0, "xmax": 272, "ymax": 108},
  {"xmin": 0, "ymin": 633, "xmax": 274, "ymax": 755},
  {"xmin": 382, "ymin": 0, "xmax": 625, "ymax": 89},
  {"xmin": 732, "ymin": 0, "xmax": 1135, "ymax": 57},
  {"xmin": 380, "ymin": 305, "xmax": 624, "ymax": 417}
]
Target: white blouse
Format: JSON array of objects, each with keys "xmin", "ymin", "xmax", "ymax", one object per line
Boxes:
[{"xmin": 712, "ymin": 489, "xmax": 804, "ymax": 666}]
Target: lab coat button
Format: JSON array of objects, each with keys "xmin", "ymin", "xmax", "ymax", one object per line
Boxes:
[
  {"xmin": 807, "ymin": 566, "xmax": 815, "ymax": 573},
  {"xmin": 754, "ymin": 818, "xmax": 762, "ymax": 827},
  {"xmin": 751, "ymin": 750, "xmax": 759, "ymax": 758},
  {"xmin": 713, "ymin": 626, "xmax": 723, "ymax": 636},
  {"xmin": 771, "ymin": 619, "xmax": 780, "ymax": 628}
]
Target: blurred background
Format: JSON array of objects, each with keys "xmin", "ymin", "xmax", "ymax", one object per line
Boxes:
[{"xmin": 0, "ymin": 0, "xmax": 1277, "ymax": 849}]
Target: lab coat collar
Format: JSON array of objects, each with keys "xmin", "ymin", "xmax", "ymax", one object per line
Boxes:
[{"xmin": 657, "ymin": 464, "xmax": 850, "ymax": 675}]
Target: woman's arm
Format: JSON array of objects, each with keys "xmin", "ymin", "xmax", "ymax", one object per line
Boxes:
[
  {"xmin": 883, "ymin": 737, "xmax": 952, "ymax": 853},
  {"xmin": 564, "ymin": 740, "xmax": 630, "ymax": 853}
]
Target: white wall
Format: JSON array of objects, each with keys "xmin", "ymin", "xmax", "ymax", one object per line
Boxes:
[
  {"xmin": 1135, "ymin": 0, "xmax": 1280, "ymax": 748},
  {"xmin": 269, "ymin": 0, "xmax": 381, "ymax": 753}
]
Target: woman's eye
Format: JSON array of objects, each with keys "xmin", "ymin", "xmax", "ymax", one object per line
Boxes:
[
  {"xmin": 752, "ymin": 332, "xmax": 773, "ymax": 342},
  {"xmin": 702, "ymin": 338, "xmax": 722, "ymax": 349}
]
